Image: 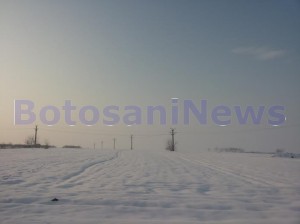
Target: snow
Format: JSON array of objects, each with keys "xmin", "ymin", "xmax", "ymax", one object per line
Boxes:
[{"xmin": 0, "ymin": 148, "xmax": 299, "ymax": 224}]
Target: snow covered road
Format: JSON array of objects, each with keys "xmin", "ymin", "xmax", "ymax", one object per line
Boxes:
[{"xmin": 0, "ymin": 148, "xmax": 299, "ymax": 224}]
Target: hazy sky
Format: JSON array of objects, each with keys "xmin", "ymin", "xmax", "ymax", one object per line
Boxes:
[{"xmin": 1, "ymin": 0, "xmax": 300, "ymax": 152}]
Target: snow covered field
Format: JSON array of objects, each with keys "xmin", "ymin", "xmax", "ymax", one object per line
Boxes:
[{"xmin": 0, "ymin": 148, "xmax": 299, "ymax": 224}]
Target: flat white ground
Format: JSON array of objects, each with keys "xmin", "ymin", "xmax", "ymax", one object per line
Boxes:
[{"xmin": 0, "ymin": 148, "xmax": 299, "ymax": 224}]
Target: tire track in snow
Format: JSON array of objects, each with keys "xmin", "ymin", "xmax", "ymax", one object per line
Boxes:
[
  {"xmin": 56, "ymin": 151, "xmax": 120, "ymax": 188},
  {"xmin": 55, "ymin": 150, "xmax": 141, "ymax": 191},
  {"xmin": 92, "ymin": 150, "xmax": 147, "ymax": 191},
  {"xmin": 172, "ymin": 153, "xmax": 286, "ymax": 188},
  {"xmin": 117, "ymin": 151, "xmax": 213, "ymax": 196}
]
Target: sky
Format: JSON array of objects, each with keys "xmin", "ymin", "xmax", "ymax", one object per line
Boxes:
[{"xmin": 1, "ymin": 0, "xmax": 300, "ymax": 152}]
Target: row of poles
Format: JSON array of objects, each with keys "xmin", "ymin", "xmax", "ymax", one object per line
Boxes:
[
  {"xmin": 94, "ymin": 134, "xmax": 134, "ymax": 150},
  {"xmin": 33, "ymin": 125, "xmax": 175, "ymax": 150}
]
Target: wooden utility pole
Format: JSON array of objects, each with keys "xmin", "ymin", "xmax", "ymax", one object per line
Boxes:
[
  {"xmin": 101, "ymin": 141, "xmax": 103, "ymax": 150},
  {"xmin": 113, "ymin": 138, "xmax": 116, "ymax": 149},
  {"xmin": 130, "ymin": 135, "xmax": 133, "ymax": 150},
  {"xmin": 170, "ymin": 128, "xmax": 175, "ymax": 151},
  {"xmin": 34, "ymin": 125, "xmax": 38, "ymax": 145}
]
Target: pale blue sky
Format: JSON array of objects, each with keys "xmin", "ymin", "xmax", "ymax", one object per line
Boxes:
[{"xmin": 1, "ymin": 0, "xmax": 299, "ymax": 152}]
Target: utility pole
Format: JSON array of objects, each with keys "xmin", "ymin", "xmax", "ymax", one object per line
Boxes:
[
  {"xmin": 101, "ymin": 141, "xmax": 103, "ymax": 150},
  {"xmin": 93, "ymin": 143, "xmax": 96, "ymax": 149},
  {"xmin": 170, "ymin": 128, "xmax": 175, "ymax": 151},
  {"xmin": 113, "ymin": 138, "xmax": 116, "ymax": 149},
  {"xmin": 130, "ymin": 135, "xmax": 133, "ymax": 150},
  {"xmin": 34, "ymin": 125, "xmax": 38, "ymax": 146}
]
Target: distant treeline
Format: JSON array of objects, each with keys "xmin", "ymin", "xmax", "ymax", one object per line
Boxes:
[
  {"xmin": 62, "ymin": 145, "xmax": 81, "ymax": 149},
  {"xmin": 0, "ymin": 144, "xmax": 56, "ymax": 149},
  {"xmin": 212, "ymin": 147, "xmax": 244, "ymax": 153},
  {"xmin": 0, "ymin": 144, "xmax": 82, "ymax": 149}
]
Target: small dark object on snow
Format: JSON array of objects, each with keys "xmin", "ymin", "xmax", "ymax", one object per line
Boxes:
[{"xmin": 51, "ymin": 198, "xmax": 59, "ymax": 202}]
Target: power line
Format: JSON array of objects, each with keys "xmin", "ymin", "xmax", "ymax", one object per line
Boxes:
[
  {"xmin": 176, "ymin": 124, "xmax": 300, "ymax": 136},
  {"xmin": 6, "ymin": 123, "xmax": 299, "ymax": 142}
]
